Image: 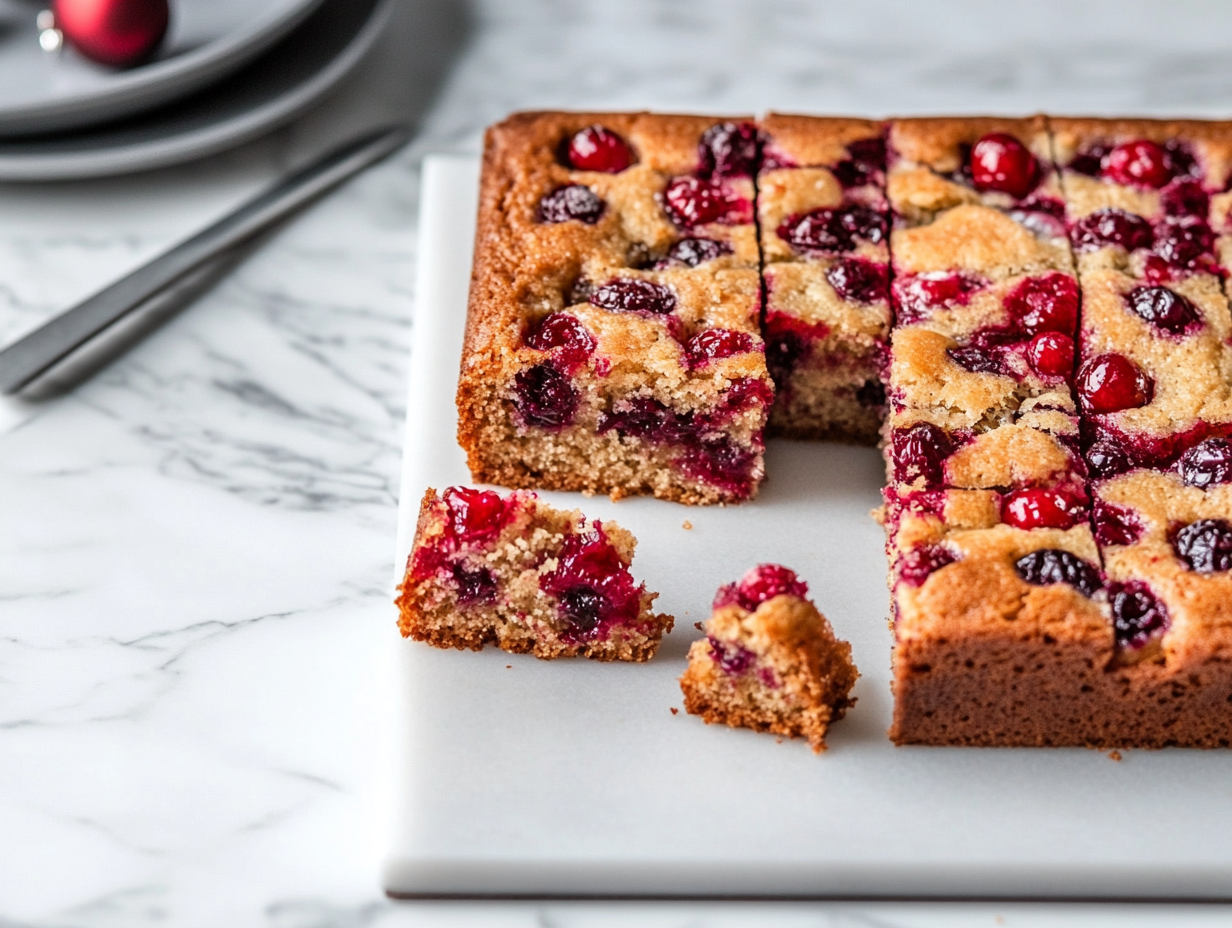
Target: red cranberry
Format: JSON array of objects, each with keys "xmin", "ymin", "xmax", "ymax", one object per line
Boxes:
[
  {"xmin": 452, "ymin": 564, "xmax": 497, "ymax": 604},
  {"xmin": 1142, "ymin": 254, "xmax": 1173, "ymax": 284},
  {"xmin": 1027, "ymin": 332, "xmax": 1076, "ymax": 377},
  {"xmin": 598, "ymin": 397, "xmax": 688, "ymax": 444},
  {"xmin": 1006, "ymin": 273, "xmax": 1080, "ymax": 335},
  {"xmin": 892, "ymin": 423, "xmax": 954, "ymax": 488},
  {"xmin": 1125, "ymin": 286, "xmax": 1200, "ymax": 335},
  {"xmin": 1086, "ymin": 437, "xmax": 1133, "ymax": 478},
  {"xmin": 778, "ymin": 205, "xmax": 886, "ymax": 254},
  {"xmin": 1103, "ymin": 140, "xmax": 1174, "ymax": 189},
  {"xmin": 898, "ymin": 545, "xmax": 957, "ymax": 587},
  {"xmin": 714, "ymin": 563, "xmax": 808, "ymax": 611},
  {"xmin": 525, "ymin": 313, "xmax": 596, "ymax": 369},
  {"xmin": 1179, "ymin": 437, "xmax": 1232, "ymax": 488},
  {"xmin": 1174, "ymin": 519, "xmax": 1232, "ymax": 573},
  {"xmin": 1068, "ymin": 145, "xmax": 1110, "ymax": 177},
  {"xmin": 970, "ymin": 132, "xmax": 1039, "ymax": 198},
  {"xmin": 1161, "ymin": 178, "xmax": 1210, "ymax": 217},
  {"xmin": 1153, "ymin": 216, "xmax": 1215, "ymax": 270},
  {"xmin": 1014, "ymin": 549, "xmax": 1103, "ymax": 598},
  {"xmin": 678, "ymin": 436, "xmax": 760, "ymax": 498},
  {"xmin": 947, "ymin": 345, "xmax": 1003, "ymax": 374},
  {"xmin": 442, "ymin": 486, "xmax": 507, "ymax": 545},
  {"xmin": 537, "ymin": 185, "xmax": 605, "ymax": 224},
  {"xmin": 567, "ymin": 126, "xmax": 633, "ymax": 173},
  {"xmin": 892, "ymin": 272, "xmax": 985, "ymax": 324},
  {"xmin": 698, "ymin": 122, "xmax": 761, "ymax": 179},
  {"xmin": 1077, "ymin": 354, "xmax": 1152, "ymax": 414},
  {"xmin": 663, "ymin": 176, "xmax": 750, "ymax": 228},
  {"xmin": 1110, "ymin": 580, "xmax": 1169, "ymax": 649},
  {"xmin": 1092, "ymin": 500, "xmax": 1143, "ymax": 547},
  {"xmin": 762, "ymin": 313, "xmax": 829, "ymax": 385},
  {"xmin": 684, "ymin": 329, "xmax": 755, "ymax": 367},
  {"xmin": 589, "ymin": 278, "xmax": 676, "ymax": 315},
  {"xmin": 512, "ymin": 362, "xmax": 579, "ymax": 429},
  {"xmin": 826, "ymin": 257, "xmax": 889, "ymax": 304},
  {"xmin": 707, "ymin": 636, "xmax": 755, "ymax": 674},
  {"xmin": 539, "ymin": 525, "xmax": 640, "ymax": 640},
  {"xmin": 661, "ymin": 237, "xmax": 730, "ymax": 268},
  {"xmin": 1001, "ymin": 488, "xmax": 1082, "ymax": 530},
  {"xmin": 833, "ymin": 136, "xmax": 887, "ymax": 188},
  {"xmin": 1070, "ymin": 208, "xmax": 1153, "ymax": 253},
  {"xmin": 713, "ymin": 377, "xmax": 774, "ymax": 416}
]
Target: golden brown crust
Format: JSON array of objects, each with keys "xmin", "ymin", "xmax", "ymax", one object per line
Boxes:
[
  {"xmin": 761, "ymin": 113, "xmax": 885, "ymax": 168},
  {"xmin": 889, "ymin": 115, "xmax": 1052, "ymax": 172}
]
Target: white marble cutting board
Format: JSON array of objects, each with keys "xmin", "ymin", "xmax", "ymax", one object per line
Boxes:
[{"xmin": 382, "ymin": 154, "xmax": 1232, "ymax": 901}]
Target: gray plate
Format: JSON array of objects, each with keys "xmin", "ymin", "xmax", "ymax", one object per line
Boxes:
[
  {"xmin": 0, "ymin": 0, "xmax": 390, "ymax": 181},
  {"xmin": 0, "ymin": 0, "xmax": 325, "ymax": 137}
]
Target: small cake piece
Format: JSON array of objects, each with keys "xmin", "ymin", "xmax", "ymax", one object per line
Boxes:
[
  {"xmin": 757, "ymin": 114, "xmax": 891, "ymax": 442},
  {"xmin": 679, "ymin": 564, "xmax": 858, "ymax": 752},
  {"xmin": 458, "ymin": 112, "xmax": 773, "ymax": 505},
  {"xmin": 396, "ymin": 486, "xmax": 673, "ymax": 661}
]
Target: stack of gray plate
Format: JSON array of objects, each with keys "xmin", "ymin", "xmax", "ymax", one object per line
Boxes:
[{"xmin": 0, "ymin": 0, "xmax": 391, "ymax": 180}]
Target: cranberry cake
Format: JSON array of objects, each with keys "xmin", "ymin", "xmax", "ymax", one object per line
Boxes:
[
  {"xmin": 397, "ymin": 486, "xmax": 672, "ymax": 661},
  {"xmin": 458, "ymin": 112, "xmax": 772, "ymax": 505},
  {"xmin": 679, "ymin": 564, "xmax": 859, "ymax": 752},
  {"xmin": 757, "ymin": 114, "xmax": 891, "ymax": 442}
]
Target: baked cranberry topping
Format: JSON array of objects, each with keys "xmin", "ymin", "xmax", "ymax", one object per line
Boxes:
[
  {"xmin": 663, "ymin": 176, "xmax": 751, "ymax": 228},
  {"xmin": 1124, "ymin": 286, "xmax": 1200, "ymax": 335},
  {"xmin": 1077, "ymin": 354, "xmax": 1152, "ymax": 414},
  {"xmin": 567, "ymin": 125, "xmax": 632, "ymax": 173},
  {"xmin": 1153, "ymin": 216, "xmax": 1215, "ymax": 270},
  {"xmin": 826, "ymin": 257, "xmax": 889, "ymax": 304},
  {"xmin": 1014, "ymin": 549, "xmax": 1103, "ymax": 598},
  {"xmin": 1179, "ymin": 437, "xmax": 1232, "ymax": 488},
  {"xmin": 512, "ymin": 362, "xmax": 579, "ymax": 429},
  {"xmin": 898, "ymin": 545, "xmax": 957, "ymax": 587},
  {"xmin": 762, "ymin": 312, "xmax": 830, "ymax": 385},
  {"xmin": 589, "ymin": 278, "xmax": 677, "ymax": 315},
  {"xmin": 525, "ymin": 313, "xmax": 596, "ymax": 369},
  {"xmin": 1174, "ymin": 519, "xmax": 1232, "ymax": 573},
  {"xmin": 947, "ymin": 345, "xmax": 1003, "ymax": 374},
  {"xmin": 969, "ymin": 132, "xmax": 1039, "ymax": 198},
  {"xmin": 1102, "ymin": 140, "xmax": 1173, "ymax": 188},
  {"xmin": 660, "ymin": 237, "xmax": 731, "ymax": 268},
  {"xmin": 714, "ymin": 563, "xmax": 809, "ymax": 611},
  {"xmin": 1141, "ymin": 254, "xmax": 1173, "ymax": 285},
  {"xmin": 442, "ymin": 486, "xmax": 509, "ymax": 546},
  {"xmin": 892, "ymin": 272, "xmax": 985, "ymax": 324},
  {"xmin": 1027, "ymin": 332, "xmax": 1076, "ymax": 377},
  {"xmin": 707, "ymin": 636, "xmax": 755, "ymax": 675},
  {"xmin": 1086, "ymin": 437, "xmax": 1133, "ymax": 478},
  {"xmin": 1092, "ymin": 500, "xmax": 1143, "ymax": 547},
  {"xmin": 1006, "ymin": 272, "xmax": 1080, "ymax": 335},
  {"xmin": 537, "ymin": 185, "xmax": 605, "ymax": 224},
  {"xmin": 834, "ymin": 136, "xmax": 887, "ymax": 188},
  {"xmin": 1070, "ymin": 208, "xmax": 1153, "ymax": 252},
  {"xmin": 1110, "ymin": 580, "xmax": 1169, "ymax": 649},
  {"xmin": 698, "ymin": 121, "xmax": 761, "ymax": 179},
  {"xmin": 892, "ymin": 422, "xmax": 954, "ymax": 488},
  {"xmin": 684, "ymin": 329, "xmax": 755, "ymax": 367},
  {"xmin": 452, "ymin": 563, "xmax": 497, "ymax": 604},
  {"xmin": 539, "ymin": 524, "xmax": 641, "ymax": 640},
  {"xmin": 1161, "ymin": 178, "xmax": 1210, "ymax": 217},
  {"xmin": 1001, "ymin": 487, "xmax": 1084, "ymax": 530},
  {"xmin": 777, "ymin": 205, "xmax": 886, "ymax": 254}
]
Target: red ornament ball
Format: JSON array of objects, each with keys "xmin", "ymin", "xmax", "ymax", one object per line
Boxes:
[{"xmin": 53, "ymin": 0, "xmax": 169, "ymax": 68}]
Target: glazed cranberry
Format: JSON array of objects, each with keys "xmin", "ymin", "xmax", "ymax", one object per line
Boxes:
[
  {"xmin": 1006, "ymin": 272, "xmax": 1080, "ymax": 335},
  {"xmin": 707, "ymin": 636, "xmax": 755, "ymax": 675},
  {"xmin": 1092, "ymin": 500, "xmax": 1143, "ymax": 547},
  {"xmin": 892, "ymin": 272, "xmax": 984, "ymax": 323},
  {"xmin": 1027, "ymin": 332, "xmax": 1076, "ymax": 378},
  {"xmin": 525, "ymin": 313, "xmax": 596, "ymax": 368},
  {"xmin": 1070, "ymin": 208, "xmax": 1153, "ymax": 252},
  {"xmin": 856, "ymin": 379, "xmax": 886, "ymax": 407},
  {"xmin": 661, "ymin": 237, "xmax": 730, "ymax": 267},
  {"xmin": 678, "ymin": 436, "xmax": 759, "ymax": 497},
  {"xmin": 540, "ymin": 526, "xmax": 640, "ymax": 639},
  {"xmin": 684, "ymin": 329, "xmax": 755, "ymax": 367},
  {"xmin": 947, "ymin": 345, "xmax": 1003, "ymax": 374},
  {"xmin": 1153, "ymin": 216, "xmax": 1215, "ymax": 269},
  {"xmin": 1179, "ymin": 437, "xmax": 1232, "ymax": 488},
  {"xmin": 714, "ymin": 563, "xmax": 809, "ymax": 611},
  {"xmin": 1125, "ymin": 286, "xmax": 1200, "ymax": 335},
  {"xmin": 567, "ymin": 125, "xmax": 632, "ymax": 173},
  {"xmin": 1014, "ymin": 549, "xmax": 1103, "ymax": 598},
  {"xmin": 1110, "ymin": 581, "xmax": 1169, "ymax": 649},
  {"xmin": 452, "ymin": 564, "xmax": 497, "ymax": 604},
  {"xmin": 1161, "ymin": 178, "xmax": 1209, "ymax": 217},
  {"xmin": 698, "ymin": 121, "xmax": 761, "ymax": 179},
  {"xmin": 1103, "ymin": 140, "xmax": 1173, "ymax": 188},
  {"xmin": 663, "ymin": 176, "xmax": 749, "ymax": 228},
  {"xmin": 589, "ymin": 278, "xmax": 677, "ymax": 315},
  {"xmin": 1086, "ymin": 438, "xmax": 1133, "ymax": 479},
  {"xmin": 826, "ymin": 257, "xmax": 889, "ymax": 304},
  {"xmin": 970, "ymin": 132, "xmax": 1039, "ymax": 198},
  {"xmin": 892, "ymin": 422, "xmax": 954, "ymax": 488},
  {"xmin": 778, "ymin": 205, "xmax": 886, "ymax": 254},
  {"xmin": 1001, "ymin": 488, "xmax": 1082, "ymax": 530},
  {"xmin": 442, "ymin": 486, "xmax": 507, "ymax": 545},
  {"xmin": 512, "ymin": 362, "xmax": 579, "ymax": 429},
  {"xmin": 537, "ymin": 185, "xmax": 605, "ymax": 224},
  {"xmin": 1174, "ymin": 519, "xmax": 1232, "ymax": 573},
  {"xmin": 898, "ymin": 545, "xmax": 957, "ymax": 587},
  {"xmin": 1077, "ymin": 354, "xmax": 1152, "ymax": 414},
  {"xmin": 1069, "ymin": 144, "xmax": 1110, "ymax": 177},
  {"xmin": 1141, "ymin": 254, "xmax": 1173, "ymax": 284}
]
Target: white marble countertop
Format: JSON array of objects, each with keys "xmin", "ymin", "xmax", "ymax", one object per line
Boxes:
[{"xmin": 6, "ymin": 1, "xmax": 1232, "ymax": 925}]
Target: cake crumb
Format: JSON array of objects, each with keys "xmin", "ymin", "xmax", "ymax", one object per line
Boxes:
[
  {"xmin": 694, "ymin": 621, "xmax": 704, "ymax": 631},
  {"xmin": 682, "ymin": 520, "xmax": 693, "ymax": 530},
  {"xmin": 670, "ymin": 707, "xmax": 679, "ymax": 715},
  {"xmin": 1108, "ymin": 749, "xmax": 1122, "ymax": 762}
]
